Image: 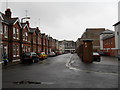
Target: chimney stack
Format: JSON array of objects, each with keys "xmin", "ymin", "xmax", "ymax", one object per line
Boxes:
[{"xmin": 5, "ymin": 8, "xmax": 12, "ymax": 18}]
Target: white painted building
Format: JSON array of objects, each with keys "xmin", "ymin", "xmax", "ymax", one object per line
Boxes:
[
  {"xmin": 118, "ymin": 1, "xmax": 120, "ymax": 21},
  {"xmin": 113, "ymin": 21, "xmax": 120, "ymax": 54}
]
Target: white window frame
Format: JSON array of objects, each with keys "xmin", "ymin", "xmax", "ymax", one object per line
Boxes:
[
  {"xmin": 16, "ymin": 29, "xmax": 19, "ymax": 40},
  {"xmin": 13, "ymin": 45, "xmax": 16, "ymax": 57},
  {"xmin": 4, "ymin": 25, "xmax": 8, "ymax": 38},
  {"xmin": 16, "ymin": 45, "xmax": 19, "ymax": 56},
  {"xmin": 13, "ymin": 27, "xmax": 16, "ymax": 39}
]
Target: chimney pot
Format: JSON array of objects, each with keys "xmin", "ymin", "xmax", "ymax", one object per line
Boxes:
[{"xmin": 5, "ymin": 8, "xmax": 12, "ymax": 18}]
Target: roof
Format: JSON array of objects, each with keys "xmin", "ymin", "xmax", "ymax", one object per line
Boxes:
[
  {"xmin": 41, "ymin": 33, "xmax": 45, "ymax": 36},
  {"xmin": 29, "ymin": 28, "xmax": 36, "ymax": 33},
  {"xmin": 83, "ymin": 40, "xmax": 93, "ymax": 42},
  {"xmin": 1, "ymin": 12, "xmax": 18, "ymax": 24},
  {"xmin": 100, "ymin": 30, "xmax": 114, "ymax": 35},
  {"xmin": 35, "ymin": 29, "xmax": 40, "ymax": 34},
  {"xmin": 113, "ymin": 21, "xmax": 120, "ymax": 26},
  {"xmin": 21, "ymin": 23, "xmax": 26, "ymax": 28},
  {"xmin": 86, "ymin": 28, "xmax": 105, "ymax": 32},
  {"xmin": 102, "ymin": 34, "xmax": 115, "ymax": 40},
  {"xmin": 0, "ymin": 11, "xmax": 22, "ymax": 28}
]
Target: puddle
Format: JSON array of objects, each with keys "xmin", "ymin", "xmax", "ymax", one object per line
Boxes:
[
  {"xmin": 13, "ymin": 80, "xmax": 55, "ymax": 85},
  {"xmin": 13, "ymin": 80, "xmax": 41, "ymax": 84}
]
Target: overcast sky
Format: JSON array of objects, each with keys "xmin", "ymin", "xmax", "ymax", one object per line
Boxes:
[{"xmin": 0, "ymin": 0, "xmax": 119, "ymax": 41}]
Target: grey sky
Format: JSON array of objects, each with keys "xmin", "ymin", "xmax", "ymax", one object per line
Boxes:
[{"xmin": 1, "ymin": 0, "xmax": 119, "ymax": 41}]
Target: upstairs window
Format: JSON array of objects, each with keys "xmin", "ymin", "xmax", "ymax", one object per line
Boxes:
[
  {"xmin": 16, "ymin": 29, "xmax": 19, "ymax": 39},
  {"xmin": 25, "ymin": 32, "xmax": 28, "ymax": 41},
  {"xmin": 23, "ymin": 31, "xmax": 28, "ymax": 41},
  {"xmin": 13, "ymin": 27, "xmax": 16, "ymax": 39},
  {"xmin": 33, "ymin": 35, "xmax": 36, "ymax": 43},
  {"xmin": 4, "ymin": 25, "xmax": 8, "ymax": 38},
  {"xmin": 13, "ymin": 27, "xmax": 19, "ymax": 39},
  {"xmin": 28, "ymin": 35, "xmax": 31, "ymax": 42},
  {"xmin": 0, "ymin": 25, "xmax": 3, "ymax": 35}
]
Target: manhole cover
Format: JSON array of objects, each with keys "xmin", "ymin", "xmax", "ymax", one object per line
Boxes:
[{"xmin": 13, "ymin": 80, "xmax": 42, "ymax": 84}]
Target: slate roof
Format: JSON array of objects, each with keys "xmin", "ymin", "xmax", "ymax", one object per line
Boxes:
[
  {"xmin": 100, "ymin": 30, "xmax": 114, "ymax": 35},
  {"xmin": 29, "ymin": 28, "xmax": 36, "ymax": 33},
  {"xmin": 35, "ymin": 29, "xmax": 40, "ymax": 34},
  {"xmin": 21, "ymin": 23, "xmax": 26, "ymax": 28},
  {"xmin": 0, "ymin": 11, "xmax": 18, "ymax": 25},
  {"xmin": 102, "ymin": 34, "xmax": 115, "ymax": 40}
]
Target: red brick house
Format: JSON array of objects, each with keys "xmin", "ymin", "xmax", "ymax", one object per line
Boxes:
[
  {"xmin": 102, "ymin": 35, "xmax": 116, "ymax": 56},
  {"xmin": 41, "ymin": 33, "xmax": 46, "ymax": 53},
  {"xmin": 21, "ymin": 22, "xmax": 31, "ymax": 55},
  {"xmin": 100, "ymin": 30, "xmax": 117, "ymax": 56},
  {"xmin": 52, "ymin": 39, "xmax": 56, "ymax": 52},
  {"xmin": 1, "ymin": 9, "xmax": 22, "ymax": 62},
  {"xmin": 1, "ymin": 8, "xmax": 60, "ymax": 63},
  {"xmin": 48, "ymin": 36, "xmax": 52, "ymax": 53},
  {"xmin": 29, "ymin": 28, "xmax": 37, "ymax": 52},
  {"xmin": 80, "ymin": 28, "xmax": 105, "ymax": 52},
  {"xmin": 0, "ymin": 11, "xmax": 9, "ymax": 59},
  {"xmin": 45, "ymin": 35, "xmax": 48, "ymax": 54},
  {"xmin": 36, "ymin": 27, "xmax": 42, "ymax": 53}
]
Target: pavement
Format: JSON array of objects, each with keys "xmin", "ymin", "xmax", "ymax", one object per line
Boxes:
[
  {"xmin": 1, "ymin": 61, "xmax": 20, "ymax": 69},
  {"xmin": 67, "ymin": 53, "xmax": 118, "ymax": 75}
]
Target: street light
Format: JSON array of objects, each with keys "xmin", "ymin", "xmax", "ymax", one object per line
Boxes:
[{"xmin": 21, "ymin": 17, "xmax": 30, "ymax": 23}]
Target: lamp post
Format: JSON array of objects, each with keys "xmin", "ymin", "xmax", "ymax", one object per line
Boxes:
[{"xmin": 21, "ymin": 17, "xmax": 30, "ymax": 23}]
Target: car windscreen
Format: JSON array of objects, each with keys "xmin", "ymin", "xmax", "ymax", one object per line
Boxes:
[
  {"xmin": 41, "ymin": 52, "xmax": 45, "ymax": 55},
  {"xmin": 32, "ymin": 54, "xmax": 37, "ymax": 56},
  {"xmin": 93, "ymin": 53, "xmax": 99, "ymax": 55}
]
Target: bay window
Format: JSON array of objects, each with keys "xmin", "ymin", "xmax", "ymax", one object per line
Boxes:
[
  {"xmin": 13, "ymin": 27, "xmax": 19, "ymax": 39},
  {"xmin": 4, "ymin": 25, "xmax": 8, "ymax": 38}
]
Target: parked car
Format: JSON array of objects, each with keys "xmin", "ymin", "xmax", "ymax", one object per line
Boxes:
[
  {"xmin": 58, "ymin": 51, "xmax": 62, "ymax": 55},
  {"xmin": 99, "ymin": 51, "xmax": 107, "ymax": 56},
  {"xmin": 49, "ymin": 52, "xmax": 56, "ymax": 57},
  {"xmin": 55, "ymin": 51, "xmax": 59, "ymax": 56},
  {"xmin": 21, "ymin": 52, "xmax": 39, "ymax": 64},
  {"xmin": 93, "ymin": 52, "xmax": 100, "ymax": 62},
  {"xmin": 37, "ymin": 52, "xmax": 48, "ymax": 60}
]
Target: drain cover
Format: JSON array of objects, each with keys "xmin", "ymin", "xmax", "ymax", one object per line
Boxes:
[{"xmin": 13, "ymin": 80, "xmax": 41, "ymax": 84}]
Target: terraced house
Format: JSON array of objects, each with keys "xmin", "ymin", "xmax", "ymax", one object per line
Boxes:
[
  {"xmin": 0, "ymin": 8, "xmax": 60, "ymax": 63},
  {"xmin": 20, "ymin": 21, "xmax": 31, "ymax": 55},
  {"xmin": 1, "ymin": 9, "xmax": 21, "ymax": 62}
]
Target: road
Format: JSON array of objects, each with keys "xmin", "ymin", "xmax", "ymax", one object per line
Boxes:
[{"xmin": 2, "ymin": 53, "xmax": 118, "ymax": 88}]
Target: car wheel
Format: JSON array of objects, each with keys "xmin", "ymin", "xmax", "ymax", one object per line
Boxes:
[{"xmin": 22, "ymin": 61, "xmax": 25, "ymax": 64}]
